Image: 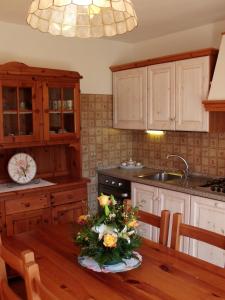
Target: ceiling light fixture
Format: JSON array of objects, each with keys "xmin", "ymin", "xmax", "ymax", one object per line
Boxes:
[{"xmin": 27, "ymin": 0, "xmax": 138, "ymax": 38}]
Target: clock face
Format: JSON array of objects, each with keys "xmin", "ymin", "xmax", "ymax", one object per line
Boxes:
[{"xmin": 8, "ymin": 153, "xmax": 37, "ymax": 184}]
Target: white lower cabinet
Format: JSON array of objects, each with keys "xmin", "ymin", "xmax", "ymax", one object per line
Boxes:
[
  {"xmin": 190, "ymin": 196, "xmax": 225, "ymax": 267},
  {"xmin": 131, "ymin": 183, "xmax": 190, "ymax": 252},
  {"xmin": 158, "ymin": 188, "xmax": 191, "ymax": 252},
  {"xmin": 132, "ymin": 181, "xmax": 225, "ymax": 266},
  {"xmin": 131, "ymin": 183, "xmax": 159, "ymax": 240}
]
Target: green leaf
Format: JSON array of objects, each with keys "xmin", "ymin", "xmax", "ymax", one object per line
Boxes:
[{"xmin": 104, "ymin": 205, "xmax": 110, "ymax": 216}]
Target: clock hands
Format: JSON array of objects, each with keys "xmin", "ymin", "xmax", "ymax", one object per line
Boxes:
[{"xmin": 20, "ymin": 166, "xmax": 27, "ymax": 177}]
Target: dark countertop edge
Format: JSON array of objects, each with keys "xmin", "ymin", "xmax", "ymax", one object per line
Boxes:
[{"xmin": 97, "ymin": 168, "xmax": 225, "ymax": 203}]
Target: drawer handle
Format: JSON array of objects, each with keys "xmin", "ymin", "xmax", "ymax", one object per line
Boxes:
[{"xmin": 24, "ymin": 202, "xmax": 31, "ymax": 208}]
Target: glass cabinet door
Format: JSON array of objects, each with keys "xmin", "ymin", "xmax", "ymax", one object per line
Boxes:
[
  {"xmin": 0, "ymin": 81, "xmax": 37, "ymax": 143},
  {"xmin": 47, "ymin": 84, "xmax": 78, "ymax": 139}
]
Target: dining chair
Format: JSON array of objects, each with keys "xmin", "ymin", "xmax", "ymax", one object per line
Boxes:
[
  {"xmin": 0, "ymin": 235, "xmax": 58, "ymax": 300},
  {"xmin": 171, "ymin": 213, "xmax": 225, "ymax": 252},
  {"xmin": 138, "ymin": 209, "xmax": 170, "ymax": 246},
  {"xmin": 124, "ymin": 199, "xmax": 170, "ymax": 246}
]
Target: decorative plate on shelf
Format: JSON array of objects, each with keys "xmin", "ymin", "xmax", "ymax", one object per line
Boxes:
[
  {"xmin": 120, "ymin": 158, "xmax": 144, "ymax": 169},
  {"xmin": 8, "ymin": 153, "xmax": 37, "ymax": 185},
  {"xmin": 120, "ymin": 164, "xmax": 144, "ymax": 169},
  {"xmin": 78, "ymin": 252, "xmax": 142, "ymax": 273}
]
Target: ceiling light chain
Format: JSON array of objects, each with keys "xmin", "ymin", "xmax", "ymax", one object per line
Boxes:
[{"xmin": 27, "ymin": 0, "xmax": 138, "ymax": 38}]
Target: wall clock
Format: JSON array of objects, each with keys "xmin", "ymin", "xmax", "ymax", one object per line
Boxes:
[{"xmin": 8, "ymin": 153, "xmax": 37, "ymax": 184}]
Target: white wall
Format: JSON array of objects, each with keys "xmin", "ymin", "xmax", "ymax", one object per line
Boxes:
[
  {"xmin": 1, "ymin": 19, "xmax": 225, "ymax": 95},
  {"xmin": 132, "ymin": 20, "xmax": 225, "ymax": 60},
  {"xmin": 0, "ymin": 21, "xmax": 134, "ymax": 94}
]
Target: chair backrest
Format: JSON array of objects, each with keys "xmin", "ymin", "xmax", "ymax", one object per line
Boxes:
[
  {"xmin": 138, "ymin": 210, "xmax": 170, "ymax": 246},
  {"xmin": 0, "ymin": 235, "xmax": 58, "ymax": 300},
  {"xmin": 171, "ymin": 213, "xmax": 225, "ymax": 251}
]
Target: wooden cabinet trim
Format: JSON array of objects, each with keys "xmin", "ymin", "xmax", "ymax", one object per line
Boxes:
[
  {"xmin": 110, "ymin": 48, "xmax": 218, "ymax": 72},
  {"xmin": 0, "ymin": 62, "xmax": 82, "ymax": 80}
]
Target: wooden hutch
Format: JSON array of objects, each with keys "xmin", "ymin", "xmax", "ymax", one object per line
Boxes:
[{"xmin": 0, "ymin": 62, "xmax": 88, "ymax": 236}]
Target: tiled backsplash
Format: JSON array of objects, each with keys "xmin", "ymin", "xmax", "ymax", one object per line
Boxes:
[
  {"xmin": 132, "ymin": 131, "xmax": 225, "ymax": 178},
  {"xmin": 81, "ymin": 94, "xmax": 225, "ymax": 212},
  {"xmin": 81, "ymin": 94, "xmax": 133, "ymax": 212}
]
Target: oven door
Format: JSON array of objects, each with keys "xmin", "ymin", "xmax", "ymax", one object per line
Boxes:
[{"xmin": 98, "ymin": 184, "xmax": 130, "ymax": 202}]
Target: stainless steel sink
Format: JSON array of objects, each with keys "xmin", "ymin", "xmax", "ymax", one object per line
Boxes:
[{"xmin": 137, "ymin": 171, "xmax": 183, "ymax": 182}]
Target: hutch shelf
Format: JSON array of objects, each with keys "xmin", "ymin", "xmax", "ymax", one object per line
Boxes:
[{"xmin": 0, "ymin": 62, "xmax": 88, "ymax": 236}]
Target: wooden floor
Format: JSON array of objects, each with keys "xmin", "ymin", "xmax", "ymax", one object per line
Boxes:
[{"xmin": 3, "ymin": 224, "xmax": 225, "ymax": 300}]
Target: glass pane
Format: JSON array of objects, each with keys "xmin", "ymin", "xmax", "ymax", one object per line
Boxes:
[
  {"xmin": 49, "ymin": 113, "xmax": 62, "ymax": 134},
  {"xmin": 3, "ymin": 87, "xmax": 17, "ymax": 110},
  {"xmin": 49, "ymin": 88, "xmax": 61, "ymax": 111},
  {"xmin": 63, "ymin": 112, "xmax": 75, "ymax": 133},
  {"xmin": 3, "ymin": 114, "xmax": 18, "ymax": 136},
  {"xmin": 63, "ymin": 88, "xmax": 74, "ymax": 111},
  {"xmin": 19, "ymin": 113, "xmax": 33, "ymax": 135},
  {"xmin": 19, "ymin": 88, "xmax": 32, "ymax": 110}
]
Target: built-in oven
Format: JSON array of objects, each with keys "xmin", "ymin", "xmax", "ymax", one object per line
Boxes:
[{"xmin": 98, "ymin": 173, "xmax": 131, "ymax": 203}]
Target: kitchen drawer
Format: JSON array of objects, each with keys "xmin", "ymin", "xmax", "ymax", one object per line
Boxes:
[
  {"xmin": 6, "ymin": 208, "xmax": 51, "ymax": 236},
  {"xmin": 51, "ymin": 188, "xmax": 87, "ymax": 206},
  {"xmin": 5, "ymin": 194, "xmax": 49, "ymax": 215},
  {"xmin": 52, "ymin": 201, "xmax": 87, "ymax": 224}
]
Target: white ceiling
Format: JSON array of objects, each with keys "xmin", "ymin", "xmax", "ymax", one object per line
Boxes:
[{"xmin": 0, "ymin": 0, "xmax": 225, "ymax": 43}]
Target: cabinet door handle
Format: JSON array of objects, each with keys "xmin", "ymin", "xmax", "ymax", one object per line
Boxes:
[{"xmin": 24, "ymin": 202, "xmax": 31, "ymax": 208}]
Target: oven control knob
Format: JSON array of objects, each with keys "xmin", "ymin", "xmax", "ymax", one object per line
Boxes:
[
  {"xmin": 121, "ymin": 193, "xmax": 128, "ymax": 198},
  {"xmin": 111, "ymin": 181, "xmax": 116, "ymax": 185},
  {"xmin": 105, "ymin": 179, "xmax": 109, "ymax": 183},
  {"xmin": 118, "ymin": 182, "xmax": 123, "ymax": 187}
]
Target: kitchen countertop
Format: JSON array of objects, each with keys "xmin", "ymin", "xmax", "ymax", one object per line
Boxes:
[{"xmin": 98, "ymin": 167, "xmax": 225, "ymax": 203}]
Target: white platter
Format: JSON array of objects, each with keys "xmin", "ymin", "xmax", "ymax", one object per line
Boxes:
[
  {"xmin": 120, "ymin": 164, "xmax": 144, "ymax": 169},
  {"xmin": 78, "ymin": 252, "xmax": 142, "ymax": 273}
]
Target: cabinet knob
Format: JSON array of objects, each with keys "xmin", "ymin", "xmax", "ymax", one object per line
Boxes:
[{"xmin": 24, "ymin": 202, "xmax": 31, "ymax": 208}]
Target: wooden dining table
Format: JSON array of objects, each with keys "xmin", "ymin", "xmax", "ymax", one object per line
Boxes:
[{"xmin": 3, "ymin": 224, "xmax": 225, "ymax": 300}]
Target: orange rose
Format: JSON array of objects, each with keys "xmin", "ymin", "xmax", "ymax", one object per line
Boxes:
[
  {"xmin": 127, "ymin": 219, "xmax": 139, "ymax": 228},
  {"xmin": 97, "ymin": 195, "xmax": 110, "ymax": 207},
  {"xmin": 103, "ymin": 234, "xmax": 117, "ymax": 248},
  {"xmin": 77, "ymin": 215, "xmax": 88, "ymax": 225}
]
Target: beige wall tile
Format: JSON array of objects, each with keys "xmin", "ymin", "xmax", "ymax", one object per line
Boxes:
[{"xmin": 81, "ymin": 94, "xmax": 225, "ymax": 213}]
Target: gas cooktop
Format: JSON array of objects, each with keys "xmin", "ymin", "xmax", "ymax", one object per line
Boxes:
[{"xmin": 200, "ymin": 178, "xmax": 225, "ymax": 193}]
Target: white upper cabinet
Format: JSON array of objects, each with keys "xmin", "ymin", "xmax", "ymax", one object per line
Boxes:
[
  {"xmin": 175, "ymin": 57, "xmax": 210, "ymax": 132},
  {"xmin": 190, "ymin": 196, "xmax": 225, "ymax": 267},
  {"xmin": 148, "ymin": 62, "xmax": 176, "ymax": 130},
  {"xmin": 112, "ymin": 55, "xmax": 211, "ymax": 132},
  {"xmin": 113, "ymin": 67, "xmax": 148, "ymax": 130}
]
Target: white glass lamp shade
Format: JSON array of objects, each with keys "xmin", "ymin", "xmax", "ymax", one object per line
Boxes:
[{"xmin": 27, "ymin": 0, "xmax": 138, "ymax": 38}]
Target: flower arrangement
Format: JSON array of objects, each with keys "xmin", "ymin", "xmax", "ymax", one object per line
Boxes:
[{"xmin": 75, "ymin": 194, "xmax": 141, "ymax": 266}]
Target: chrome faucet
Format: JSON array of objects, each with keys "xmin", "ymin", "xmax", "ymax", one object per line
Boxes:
[{"xmin": 166, "ymin": 154, "xmax": 189, "ymax": 179}]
